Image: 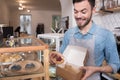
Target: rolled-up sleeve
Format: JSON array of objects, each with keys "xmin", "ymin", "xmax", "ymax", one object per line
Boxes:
[{"xmin": 105, "ymin": 31, "xmax": 120, "ymax": 73}]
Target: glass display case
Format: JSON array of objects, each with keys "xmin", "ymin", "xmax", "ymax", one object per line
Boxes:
[
  {"xmin": 37, "ymin": 33, "xmax": 64, "ymax": 79},
  {"xmin": 0, "ymin": 36, "xmax": 50, "ymax": 80},
  {"xmin": 37, "ymin": 33, "xmax": 64, "ymax": 51}
]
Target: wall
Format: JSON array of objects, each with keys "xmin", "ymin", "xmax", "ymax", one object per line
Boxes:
[
  {"xmin": 0, "ymin": 0, "xmax": 9, "ymax": 25},
  {"xmin": 0, "ymin": 0, "xmax": 61, "ymax": 36},
  {"xmin": 30, "ymin": 10, "xmax": 61, "ymax": 35},
  {"xmin": 1, "ymin": 0, "xmax": 120, "ymax": 35},
  {"xmin": 93, "ymin": 11, "xmax": 120, "ymax": 31},
  {"xmin": 9, "ymin": 10, "xmax": 61, "ymax": 35},
  {"xmin": 60, "ymin": 0, "xmax": 77, "ymax": 28}
]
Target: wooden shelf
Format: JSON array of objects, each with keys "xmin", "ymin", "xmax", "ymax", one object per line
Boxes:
[
  {"xmin": 96, "ymin": 0, "xmax": 120, "ymax": 13},
  {"xmin": 96, "ymin": 7, "xmax": 120, "ymax": 13},
  {"xmin": 106, "ymin": 7, "xmax": 120, "ymax": 11}
]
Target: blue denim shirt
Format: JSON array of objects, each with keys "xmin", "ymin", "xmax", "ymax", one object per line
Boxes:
[{"xmin": 60, "ymin": 22, "xmax": 120, "ymax": 73}]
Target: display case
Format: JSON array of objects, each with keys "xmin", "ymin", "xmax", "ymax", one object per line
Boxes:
[
  {"xmin": 0, "ymin": 36, "xmax": 50, "ymax": 80},
  {"xmin": 37, "ymin": 33, "xmax": 64, "ymax": 51},
  {"xmin": 37, "ymin": 33, "xmax": 64, "ymax": 78}
]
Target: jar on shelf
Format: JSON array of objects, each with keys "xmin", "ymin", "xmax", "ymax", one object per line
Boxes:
[{"xmin": 113, "ymin": 0, "xmax": 118, "ymax": 8}]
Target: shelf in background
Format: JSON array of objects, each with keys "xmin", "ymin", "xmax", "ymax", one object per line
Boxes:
[
  {"xmin": 96, "ymin": 7, "xmax": 120, "ymax": 13},
  {"xmin": 106, "ymin": 7, "xmax": 120, "ymax": 11}
]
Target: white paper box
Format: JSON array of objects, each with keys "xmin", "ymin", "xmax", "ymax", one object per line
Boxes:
[{"xmin": 62, "ymin": 45, "xmax": 88, "ymax": 67}]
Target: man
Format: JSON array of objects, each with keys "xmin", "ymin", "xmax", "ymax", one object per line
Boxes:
[{"xmin": 50, "ymin": 0, "xmax": 120, "ymax": 80}]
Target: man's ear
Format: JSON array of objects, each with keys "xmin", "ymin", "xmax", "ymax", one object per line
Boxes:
[{"xmin": 92, "ymin": 7, "xmax": 96, "ymax": 14}]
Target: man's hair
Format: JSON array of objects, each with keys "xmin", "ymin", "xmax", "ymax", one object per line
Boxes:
[{"xmin": 73, "ymin": 0, "xmax": 95, "ymax": 9}]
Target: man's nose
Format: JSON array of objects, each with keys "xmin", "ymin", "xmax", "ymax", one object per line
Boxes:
[{"xmin": 75, "ymin": 12, "xmax": 83, "ymax": 18}]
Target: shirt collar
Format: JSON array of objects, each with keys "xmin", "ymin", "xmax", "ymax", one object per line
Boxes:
[{"xmin": 74, "ymin": 22, "xmax": 97, "ymax": 35}]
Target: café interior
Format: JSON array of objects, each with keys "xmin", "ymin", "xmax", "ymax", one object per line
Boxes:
[{"xmin": 0, "ymin": 0, "xmax": 120, "ymax": 80}]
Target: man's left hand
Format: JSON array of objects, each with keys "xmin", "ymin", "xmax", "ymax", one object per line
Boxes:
[{"xmin": 80, "ymin": 66, "xmax": 98, "ymax": 80}]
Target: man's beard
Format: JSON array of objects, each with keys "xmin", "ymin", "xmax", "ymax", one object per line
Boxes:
[{"xmin": 76, "ymin": 14, "xmax": 92, "ymax": 29}]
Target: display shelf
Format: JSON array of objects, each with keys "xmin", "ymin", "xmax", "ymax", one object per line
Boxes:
[
  {"xmin": 96, "ymin": 0, "xmax": 120, "ymax": 13},
  {"xmin": 37, "ymin": 33, "xmax": 64, "ymax": 51},
  {"xmin": 103, "ymin": 7, "xmax": 120, "ymax": 12},
  {"xmin": 96, "ymin": 7, "xmax": 120, "ymax": 13},
  {"xmin": 0, "ymin": 36, "xmax": 50, "ymax": 80},
  {"xmin": 37, "ymin": 33, "xmax": 64, "ymax": 79}
]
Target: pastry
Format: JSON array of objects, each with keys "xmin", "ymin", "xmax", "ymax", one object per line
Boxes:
[
  {"xmin": 25, "ymin": 63, "xmax": 35, "ymax": 69},
  {"xmin": 50, "ymin": 52, "xmax": 64, "ymax": 64},
  {"xmin": 0, "ymin": 53, "xmax": 22, "ymax": 63},
  {"xmin": 10, "ymin": 64, "xmax": 22, "ymax": 71}
]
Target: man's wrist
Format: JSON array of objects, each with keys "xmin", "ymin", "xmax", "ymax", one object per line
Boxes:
[
  {"xmin": 94, "ymin": 66, "xmax": 105, "ymax": 73},
  {"xmin": 97, "ymin": 66, "xmax": 113, "ymax": 73}
]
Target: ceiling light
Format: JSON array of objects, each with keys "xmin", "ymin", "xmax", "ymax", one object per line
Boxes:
[
  {"xmin": 27, "ymin": 9, "xmax": 31, "ymax": 12},
  {"xmin": 18, "ymin": 6, "xmax": 23, "ymax": 10},
  {"xmin": 19, "ymin": 3, "xmax": 22, "ymax": 6}
]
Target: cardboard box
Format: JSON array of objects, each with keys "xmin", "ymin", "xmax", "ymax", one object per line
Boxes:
[
  {"xmin": 56, "ymin": 45, "xmax": 88, "ymax": 80},
  {"xmin": 56, "ymin": 64, "xmax": 84, "ymax": 80}
]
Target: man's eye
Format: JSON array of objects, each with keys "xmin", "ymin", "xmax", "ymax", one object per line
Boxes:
[
  {"xmin": 82, "ymin": 11, "xmax": 87, "ymax": 14},
  {"xmin": 74, "ymin": 11, "xmax": 78, "ymax": 14}
]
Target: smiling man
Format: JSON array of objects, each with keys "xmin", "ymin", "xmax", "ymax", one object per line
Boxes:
[{"xmin": 58, "ymin": 0, "xmax": 120, "ymax": 80}]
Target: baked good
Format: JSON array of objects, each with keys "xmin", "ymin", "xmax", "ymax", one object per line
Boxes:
[
  {"xmin": 10, "ymin": 64, "xmax": 22, "ymax": 71},
  {"xmin": 0, "ymin": 53, "xmax": 22, "ymax": 64},
  {"xmin": 50, "ymin": 52, "xmax": 64, "ymax": 64},
  {"xmin": 9, "ymin": 60, "xmax": 43, "ymax": 73}
]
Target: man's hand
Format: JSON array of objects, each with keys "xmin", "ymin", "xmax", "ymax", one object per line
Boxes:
[
  {"xmin": 80, "ymin": 66, "xmax": 99, "ymax": 80},
  {"xmin": 80, "ymin": 65, "xmax": 113, "ymax": 80},
  {"xmin": 49, "ymin": 51, "xmax": 64, "ymax": 65}
]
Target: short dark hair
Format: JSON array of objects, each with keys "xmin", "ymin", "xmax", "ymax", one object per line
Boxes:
[{"xmin": 73, "ymin": 0, "xmax": 95, "ymax": 9}]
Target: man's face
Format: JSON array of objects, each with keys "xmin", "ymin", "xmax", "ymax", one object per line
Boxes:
[{"xmin": 74, "ymin": 1, "xmax": 94, "ymax": 29}]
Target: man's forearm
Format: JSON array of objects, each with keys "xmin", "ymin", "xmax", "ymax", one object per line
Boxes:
[{"xmin": 96, "ymin": 65, "xmax": 113, "ymax": 73}]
